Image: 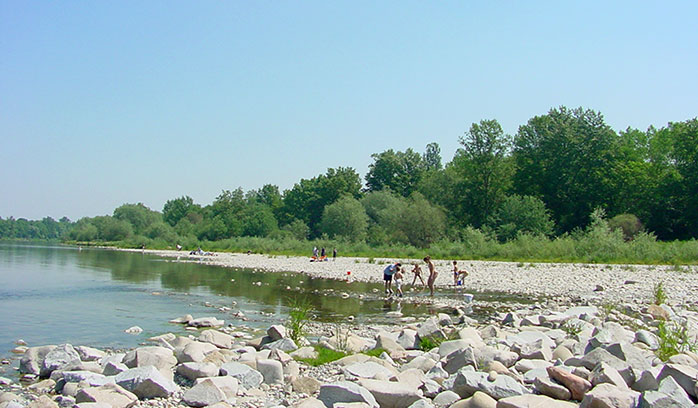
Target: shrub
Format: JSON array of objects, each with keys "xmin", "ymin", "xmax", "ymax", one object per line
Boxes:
[
  {"xmin": 609, "ymin": 213, "xmax": 644, "ymax": 241},
  {"xmin": 286, "ymin": 297, "xmax": 313, "ymax": 344},
  {"xmin": 656, "ymin": 320, "xmax": 698, "ymax": 361}
]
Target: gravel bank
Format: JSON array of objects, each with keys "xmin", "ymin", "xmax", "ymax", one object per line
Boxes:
[{"xmin": 127, "ymin": 249, "xmax": 698, "ymax": 308}]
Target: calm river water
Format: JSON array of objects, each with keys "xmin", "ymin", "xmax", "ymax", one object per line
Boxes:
[{"xmin": 0, "ymin": 243, "xmax": 456, "ymax": 362}]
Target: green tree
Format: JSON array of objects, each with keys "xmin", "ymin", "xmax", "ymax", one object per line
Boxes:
[
  {"xmin": 399, "ymin": 193, "xmax": 446, "ymax": 248},
  {"xmin": 162, "ymin": 196, "xmax": 199, "ymax": 227},
  {"xmin": 513, "ymin": 107, "xmax": 618, "ymax": 233},
  {"xmin": 365, "ymin": 148, "xmax": 425, "ymax": 197},
  {"xmin": 488, "ymin": 195, "xmax": 554, "ymax": 242},
  {"xmin": 668, "ymin": 118, "xmax": 698, "ymax": 238},
  {"xmin": 320, "ymin": 196, "xmax": 369, "ymax": 241},
  {"xmin": 449, "ymin": 119, "xmax": 513, "ymax": 227},
  {"xmin": 241, "ymin": 204, "xmax": 278, "ymax": 237},
  {"xmin": 423, "ymin": 142, "xmax": 442, "ymax": 170},
  {"xmin": 113, "ymin": 203, "xmax": 161, "ymax": 235},
  {"xmin": 281, "ymin": 167, "xmax": 362, "ymax": 237}
]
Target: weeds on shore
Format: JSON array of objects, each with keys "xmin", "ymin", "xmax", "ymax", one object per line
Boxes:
[
  {"xmin": 653, "ymin": 282, "xmax": 667, "ymax": 305},
  {"xmin": 656, "ymin": 320, "xmax": 698, "ymax": 361},
  {"xmin": 287, "ymin": 297, "xmax": 313, "ymax": 344},
  {"xmin": 295, "ymin": 346, "xmax": 347, "ymax": 367}
]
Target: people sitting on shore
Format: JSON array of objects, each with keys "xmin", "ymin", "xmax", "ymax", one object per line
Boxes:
[{"xmin": 310, "ymin": 255, "xmax": 328, "ymax": 262}]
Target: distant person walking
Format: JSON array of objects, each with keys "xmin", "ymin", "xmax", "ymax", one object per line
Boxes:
[
  {"xmin": 394, "ymin": 266, "xmax": 404, "ymax": 298},
  {"xmin": 321, "ymin": 247, "xmax": 326, "ymax": 258},
  {"xmin": 332, "ymin": 248, "xmax": 337, "ymax": 261},
  {"xmin": 383, "ymin": 262, "xmax": 401, "ymax": 296},
  {"xmin": 424, "ymin": 256, "xmax": 437, "ymax": 296},
  {"xmin": 313, "ymin": 246, "xmax": 318, "ymax": 259}
]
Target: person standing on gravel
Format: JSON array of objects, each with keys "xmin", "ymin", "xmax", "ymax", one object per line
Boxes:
[
  {"xmin": 424, "ymin": 256, "xmax": 437, "ymax": 296},
  {"xmin": 411, "ymin": 263, "xmax": 426, "ymax": 288},
  {"xmin": 383, "ymin": 262, "xmax": 401, "ymax": 295}
]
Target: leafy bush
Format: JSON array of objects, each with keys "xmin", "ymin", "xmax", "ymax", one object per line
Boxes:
[
  {"xmin": 656, "ymin": 320, "xmax": 698, "ymax": 361},
  {"xmin": 653, "ymin": 282, "xmax": 666, "ymax": 305},
  {"xmin": 286, "ymin": 297, "xmax": 313, "ymax": 344},
  {"xmin": 609, "ymin": 214, "xmax": 644, "ymax": 241},
  {"xmin": 488, "ymin": 195, "xmax": 554, "ymax": 242}
]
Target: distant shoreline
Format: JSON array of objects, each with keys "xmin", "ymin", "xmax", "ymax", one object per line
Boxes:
[{"xmin": 119, "ymin": 247, "xmax": 698, "ymax": 307}]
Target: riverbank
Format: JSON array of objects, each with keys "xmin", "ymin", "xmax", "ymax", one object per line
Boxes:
[{"xmin": 125, "ymin": 248, "xmax": 698, "ymax": 308}]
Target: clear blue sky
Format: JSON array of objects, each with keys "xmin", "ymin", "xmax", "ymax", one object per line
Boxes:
[{"xmin": 2, "ymin": 1, "xmax": 697, "ymax": 221}]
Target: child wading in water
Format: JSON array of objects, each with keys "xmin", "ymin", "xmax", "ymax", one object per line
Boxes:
[
  {"xmin": 411, "ymin": 263, "xmax": 426, "ymax": 289},
  {"xmin": 424, "ymin": 256, "xmax": 437, "ymax": 296},
  {"xmin": 452, "ymin": 260, "xmax": 469, "ymax": 288},
  {"xmin": 393, "ymin": 266, "xmax": 404, "ymax": 297}
]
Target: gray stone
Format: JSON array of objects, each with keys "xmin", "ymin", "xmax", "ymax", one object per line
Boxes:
[
  {"xmin": 604, "ymin": 342, "xmax": 651, "ymax": 371},
  {"xmin": 358, "ymin": 379, "xmax": 422, "ymax": 408},
  {"xmin": 498, "ymin": 394, "xmax": 578, "ymax": 408},
  {"xmin": 450, "ymin": 391, "xmax": 497, "ymax": 408},
  {"xmin": 293, "ymin": 397, "xmax": 326, "ymax": 408},
  {"xmin": 199, "ymin": 329, "xmax": 234, "ymax": 349},
  {"xmin": 634, "ymin": 330, "xmax": 660, "ymax": 350},
  {"xmin": 590, "ymin": 362, "xmax": 628, "ymax": 389},
  {"xmin": 176, "ymin": 341, "xmax": 219, "ymax": 363},
  {"xmin": 318, "ymin": 382, "xmax": 378, "ymax": 408},
  {"xmin": 192, "ymin": 376, "xmax": 238, "ymax": 399},
  {"xmin": 443, "ymin": 347, "xmax": 478, "ymax": 374},
  {"xmin": 27, "ymin": 379, "xmax": 55, "ymax": 394},
  {"xmin": 75, "ymin": 346, "xmax": 106, "ymax": 362},
  {"xmin": 219, "ymin": 362, "xmax": 263, "ymax": 389},
  {"xmin": 533, "ymin": 376, "xmax": 571, "ymax": 400},
  {"xmin": 375, "ymin": 333, "xmax": 405, "ymax": 354},
  {"xmin": 58, "ymin": 370, "xmax": 112, "ymax": 387},
  {"xmin": 407, "ymin": 400, "xmax": 435, "ymax": 408},
  {"xmin": 290, "ymin": 346, "xmax": 318, "ymax": 360},
  {"xmin": 397, "ymin": 329, "xmax": 420, "ymax": 350},
  {"xmin": 518, "ymin": 339, "xmax": 552, "ymax": 361},
  {"xmin": 114, "ymin": 366, "xmax": 179, "ymax": 399},
  {"xmin": 450, "ymin": 368, "xmax": 528, "ymax": 399},
  {"xmin": 404, "ymin": 355, "xmax": 437, "ymax": 373},
  {"xmin": 417, "ymin": 317, "xmax": 446, "ymax": 342},
  {"xmin": 421, "ymin": 378, "xmax": 442, "ymax": 398},
  {"xmin": 514, "ymin": 359, "xmax": 552, "ymax": 373},
  {"xmin": 579, "ymin": 383, "xmax": 639, "ymax": 408},
  {"xmin": 123, "ymin": 346, "xmax": 176, "ymax": 370},
  {"xmin": 75, "ymin": 383, "xmax": 138, "ymax": 408},
  {"xmin": 261, "ymin": 338, "xmax": 298, "ymax": 352},
  {"xmin": 27, "ymin": 395, "xmax": 58, "ymax": 408},
  {"xmin": 256, "ymin": 359, "xmax": 284, "ymax": 385},
  {"xmin": 182, "ymin": 378, "xmax": 227, "ymax": 407},
  {"xmin": 42, "ymin": 344, "xmax": 81, "ymax": 377},
  {"xmin": 188, "ymin": 317, "xmax": 225, "ymax": 328},
  {"xmin": 631, "ymin": 369, "xmax": 659, "ymax": 392},
  {"xmin": 656, "ymin": 363, "xmax": 698, "ymax": 398},
  {"xmin": 177, "ymin": 362, "xmax": 220, "ymax": 380},
  {"xmin": 292, "ymin": 376, "xmax": 321, "ymax": 394},
  {"xmin": 267, "ymin": 325, "xmax": 286, "ymax": 341},
  {"xmin": 437, "ymin": 313, "xmax": 453, "ymax": 327},
  {"xmin": 438, "ymin": 340, "xmax": 471, "ymax": 359},
  {"xmin": 344, "ymin": 361, "xmax": 393, "ymax": 379},
  {"xmin": 102, "ymin": 361, "xmax": 128, "ymax": 376},
  {"xmin": 432, "ymin": 390, "xmax": 460, "ymax": 408}
]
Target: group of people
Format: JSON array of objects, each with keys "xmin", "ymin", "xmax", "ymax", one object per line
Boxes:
[
  {"xmin": 311, "ymin": 246, "xmax": 337, "ymax": 262},
  {"xmin": 382, "ymin": 256, "xmax": 469, "ymax": 297}
]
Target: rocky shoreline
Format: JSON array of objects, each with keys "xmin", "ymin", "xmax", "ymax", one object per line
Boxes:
[{"xmin": 1, "ymin": 250, "xmax": 697, "ymax": 407}]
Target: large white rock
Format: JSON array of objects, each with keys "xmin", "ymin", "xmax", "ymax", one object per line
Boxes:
[
  {"xmin": 57, "ymin": 371, "xmax": 112, "ymax": 387},
  {"xmin": 397, "ymin": 329, "xmax": 420, "ymax": 350},
  {"xmin": 177, "ymin": 362, "xmax": 220, "ymax": 380},
  {"xmin": 75, "ymin": 346, "xmax": 106, "ymax": 362},
  {"xmin": 432, "ymin": 390, "xmax": 460, "ymax": 408},
  {"xmin": 188, "ymin": 317, "xmax": 225, "ymax": 328},
  {"xmin": 123, "ymin": 347, "xmax": 176, "ymax": 370},
  {"xmin": 498, "ymin": 394, "xmax": 578, "ymax": 408},
  {"xmin": 343, "ymin": 361, "xmax": 393, "ymax": 379},
  {"xmin": 638, "ymin": 375, "xmax": 695, "ymax": 407},
  {"xmin": 256, "ymin": 359, "xmax": 284, "ymax": 385},
  {"xmin": 579, "ymin": 383, "xmax": 639, "ymax": 408},
  {"xmin": 176, "ymin": 341, "xmax": 219, "ymax": 363},
  {"xmin": 443, "ymin": 347, "xmax": 477, "ymax": 374},
  {"xmin": 42, "ymin": 344, "xmax": 81, "ymax": 377},
  {"xmin": 219, "ymin": 362, "xmax": 263, "ymax": 389},
  {"xmin": 193, "ymin": 376, "xmax": 239, "ymax": 399},
  {"xmin": 450, "ymin": 368, "xmax": 528, "ymax": 399},
  {"xmin": 182, "ymin": 378, "xmax": 227, "ymax": 407},
  {"xmin": 199, "ymin": 330, "xmax": 234, "ymax": 349},
  {"xmin": 357, "ymin": 379, "xmax": 422, "ymax": 408},
  {"xmin": 75, "ymin": 384, "xmax": 137, "ymax": 408},
  {"xmin": 417, "ymin": 318, "xmax": 446, "ymax": 342},
  {"xmin": 318, "ymin": 382, "xmax": 378, "ymax": 408},
  {"xmin": 267, "ymin": 325, "xmax": 286, "ymax": 341},
  {"xmin": 261, "ymin": 338, "xmax": 298, "ymax": 352},
  {"xmin": 114, "ymin": 366, "xmax": 179, "ymax": 399},
  {"xmin": 656, "ymin": 364, "xmax": 698, "ymax": 398}
]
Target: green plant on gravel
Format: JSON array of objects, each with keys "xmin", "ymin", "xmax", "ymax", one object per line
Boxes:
[
  {"xmin": 562, "ymin": 321, "xmax": 584, "ymax": 336},
  {"xmin": 653, "ymin": 282, "xmax": 667, "ymax": 305},
  {"xmin": 367, "ymin": 257, "xmax": 375, "ymax": 264},
  {"xmin": 287, "ymin": 297, "xmax": 313, "ymax": 344},
  {"xmin": 332, "ymin": 324, "xmax": 350, "ymax": 352},
  {"xmin": 656, "ymin": 320, "xmax": 698, "ymax": 361},
  {"xmin": 419, "ymin": 336, "xmax": 444, "ymax": 351},
  {"xmin": 295, "ymin": 346, "xmax": 347, "ymax": 367},
  {"xmin": 362, "ymin": 348, "xmax": 387, "ymax": 358}
]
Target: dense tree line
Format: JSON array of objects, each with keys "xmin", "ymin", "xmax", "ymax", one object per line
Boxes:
[{"xmin": 3, "ymin": 107, "xmax": 696, "ymax": 247}]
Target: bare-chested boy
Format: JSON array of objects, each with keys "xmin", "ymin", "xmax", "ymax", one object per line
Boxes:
[
  {"xmin": 411, "ymin": 263, "xmax": 426, "ymax": 288},
  {"xmin": 424, "ymin": 256, "xmax": 437, "ymax": 296}
]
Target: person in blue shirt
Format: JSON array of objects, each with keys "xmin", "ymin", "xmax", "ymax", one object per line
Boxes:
[{"xmin": 383, "ymin": 262, "xmax": 401, "ymax": 295}]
